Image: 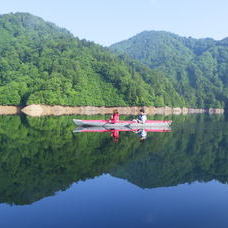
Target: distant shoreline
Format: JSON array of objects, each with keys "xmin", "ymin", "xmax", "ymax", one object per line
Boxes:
[{"xmin": 0, "ymin": 104, "xmax": 224, "ymax": 116}]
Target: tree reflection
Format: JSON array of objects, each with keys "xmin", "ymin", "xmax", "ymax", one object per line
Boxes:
[{"xmin": 0, "ymin": 114, "xmax": 227, "ymax": 205}]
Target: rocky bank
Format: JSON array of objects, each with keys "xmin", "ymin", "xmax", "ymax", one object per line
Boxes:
[
  {"xmin": 0, "ymin": 105, "xmax": 224, "ymax": 116},
  {"xmin": 0, "ymin": 106, "xmax": 22, "ymax": 115},
  {"xmin": 19, "ymin": 104, "xmax": 224, "ymax": 117}
]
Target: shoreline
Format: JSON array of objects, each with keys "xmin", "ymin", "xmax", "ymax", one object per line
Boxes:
[{"xmin": 0, "ymin": 104, "xmax": 224, "ymax": 117}]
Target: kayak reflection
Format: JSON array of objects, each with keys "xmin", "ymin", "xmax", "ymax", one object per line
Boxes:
[{"xmin": 73, "ymin": 126, "xmax": 171, "ymax": 142}]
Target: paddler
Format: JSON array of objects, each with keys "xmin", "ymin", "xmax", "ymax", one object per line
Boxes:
[
  {"xmin": 109, "ymin": 109, "xmax": 120, "ymax": 124},
  {"xmin": 137, "ymin": 108, "xmax": 147, "ymax": 123}
]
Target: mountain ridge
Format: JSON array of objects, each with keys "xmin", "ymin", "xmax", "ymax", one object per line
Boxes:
[
  {"xmin": 110, "ymin": 30, "xmax": 228, "ymax": 108},
  {"xmin": 1, "ymin": 12, "xmax": 228, "ymax": 108},
  {"xmin": 0, "ymin": 12, "xmax": 185, "ymax": 107}
]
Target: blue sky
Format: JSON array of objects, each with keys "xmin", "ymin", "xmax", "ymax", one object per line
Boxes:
[{"xmin": 0, "ymin": 0, "xmax": 228, "ymax": 46}]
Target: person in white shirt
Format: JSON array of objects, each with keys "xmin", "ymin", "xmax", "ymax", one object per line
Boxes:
[{"xmin": 137, "ymin": 108, "xmax": 147, "ymax": 124}]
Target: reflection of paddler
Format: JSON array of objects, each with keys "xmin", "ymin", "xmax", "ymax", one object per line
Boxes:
[
  {"xmin": 135, "ymin": 129, "xmax": 147, "ymax": 141},
  {"xmin": 110, "ymin": 129, "xmax": 119, "ymax": 143}
]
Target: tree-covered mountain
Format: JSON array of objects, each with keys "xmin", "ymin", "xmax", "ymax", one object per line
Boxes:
[
  {"xmin": 0, "ymin": 13, "xmax": 184, "ymax": 107},
  {"xmin": 110, "ymin": 31, "xmax": 228, "ymax": 108}
]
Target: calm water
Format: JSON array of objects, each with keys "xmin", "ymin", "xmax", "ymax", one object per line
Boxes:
[{"xmin": 0, "ymin": 114, "xmax": 228, "ymax": 228}]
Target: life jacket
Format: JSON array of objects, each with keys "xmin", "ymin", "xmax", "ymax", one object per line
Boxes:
[
  {"xmin": 111, "ymin": 113, "xmax": 119, "ymax": 123},
  {"xmin": 138, "ymin": 114, "xmax": 143, "ymax": 121},
  {"xmin": 138, "ymin": 114, "xmax": 147, "ymax": 123}
]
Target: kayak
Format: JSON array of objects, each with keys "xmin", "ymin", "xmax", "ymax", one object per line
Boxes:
[
  {"xmin": 73, "ymin": 126, "xmax": 171, "ymax": 133},
  {"xmin": 73, "ymin": 119, "xmax": 172, "ymax": 128}
]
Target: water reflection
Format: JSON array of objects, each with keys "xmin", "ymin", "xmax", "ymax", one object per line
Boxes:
[
  {"xmin": 73, "ymin": 125, "xmax": 171, "ymax": 142},
  {"xmin": 0, "ymin": 114, "xmax": 227, "ymax": 205}
]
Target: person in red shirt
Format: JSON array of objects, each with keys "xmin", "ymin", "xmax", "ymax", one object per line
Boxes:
[{"xmin": 109, "ymin": 109, "xmax": 119, "ymax": 124}]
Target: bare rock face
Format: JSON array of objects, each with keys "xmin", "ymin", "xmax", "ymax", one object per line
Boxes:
[
  {"xmin": 21, "ymin": 104, "xmax": 45, "ymax": 116},
  {"xmin": 21, "ymin": 105, "xmax": 146, "ymax": 116},
  {"xmin": 154, "ymin": 107, "xmax": 165, "ymax": 115},
  {"xmin": 188, "ymin": 108, "xmax": 206, "ymax": 114},
  {"xmin": 0, "ymin": 106, "xmax": 21, "ymax": 115},
  {"xmin": 182, "ymin": 107, "xmax": 189, "ymax": 114},
  {"xmin": 20, "ymin": 104, "xmax": 225, "ymax": 116},
  {"xmin": 208, "ymin": 108, "xmax": 224, "ymax": 114},
  {"xmin": 173, "ymin": 108, "xmax": 182, "ymax": 115},
  {"xmin": 164, "ymin": 106, "xmax": 173, "ymax": 115}
]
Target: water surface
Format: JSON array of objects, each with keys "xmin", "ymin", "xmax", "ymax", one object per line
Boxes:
[{"xmin": 0, "ymin": 114, "xmax": 228, "ymax": 228}]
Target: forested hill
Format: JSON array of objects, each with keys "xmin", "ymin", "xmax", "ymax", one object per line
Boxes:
[
  {"xmin": 110, "ymin": 31, "xmax": 228, "ymax": 108},
  {"xmin": 0, "ymin": 13, "xmax": 184, "ymax": 107}
]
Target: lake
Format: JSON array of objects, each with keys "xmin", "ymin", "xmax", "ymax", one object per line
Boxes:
[{"xmin": 0, "ymin": 114, "xmax": 228, "ymax": 228}]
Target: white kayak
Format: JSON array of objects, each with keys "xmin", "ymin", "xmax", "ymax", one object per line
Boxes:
[
  {"xmin": 73, "ymin": 126, "xmax": 171, "ymax": 133},
  {"xmin": 73, "ymin": 119, "xmax": 172, "ymax": 128}
]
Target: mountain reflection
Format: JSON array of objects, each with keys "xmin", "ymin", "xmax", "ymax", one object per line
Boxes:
[{"xmin": 0, "ymin": 114, "xmax": 227, "ymax": 205}]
